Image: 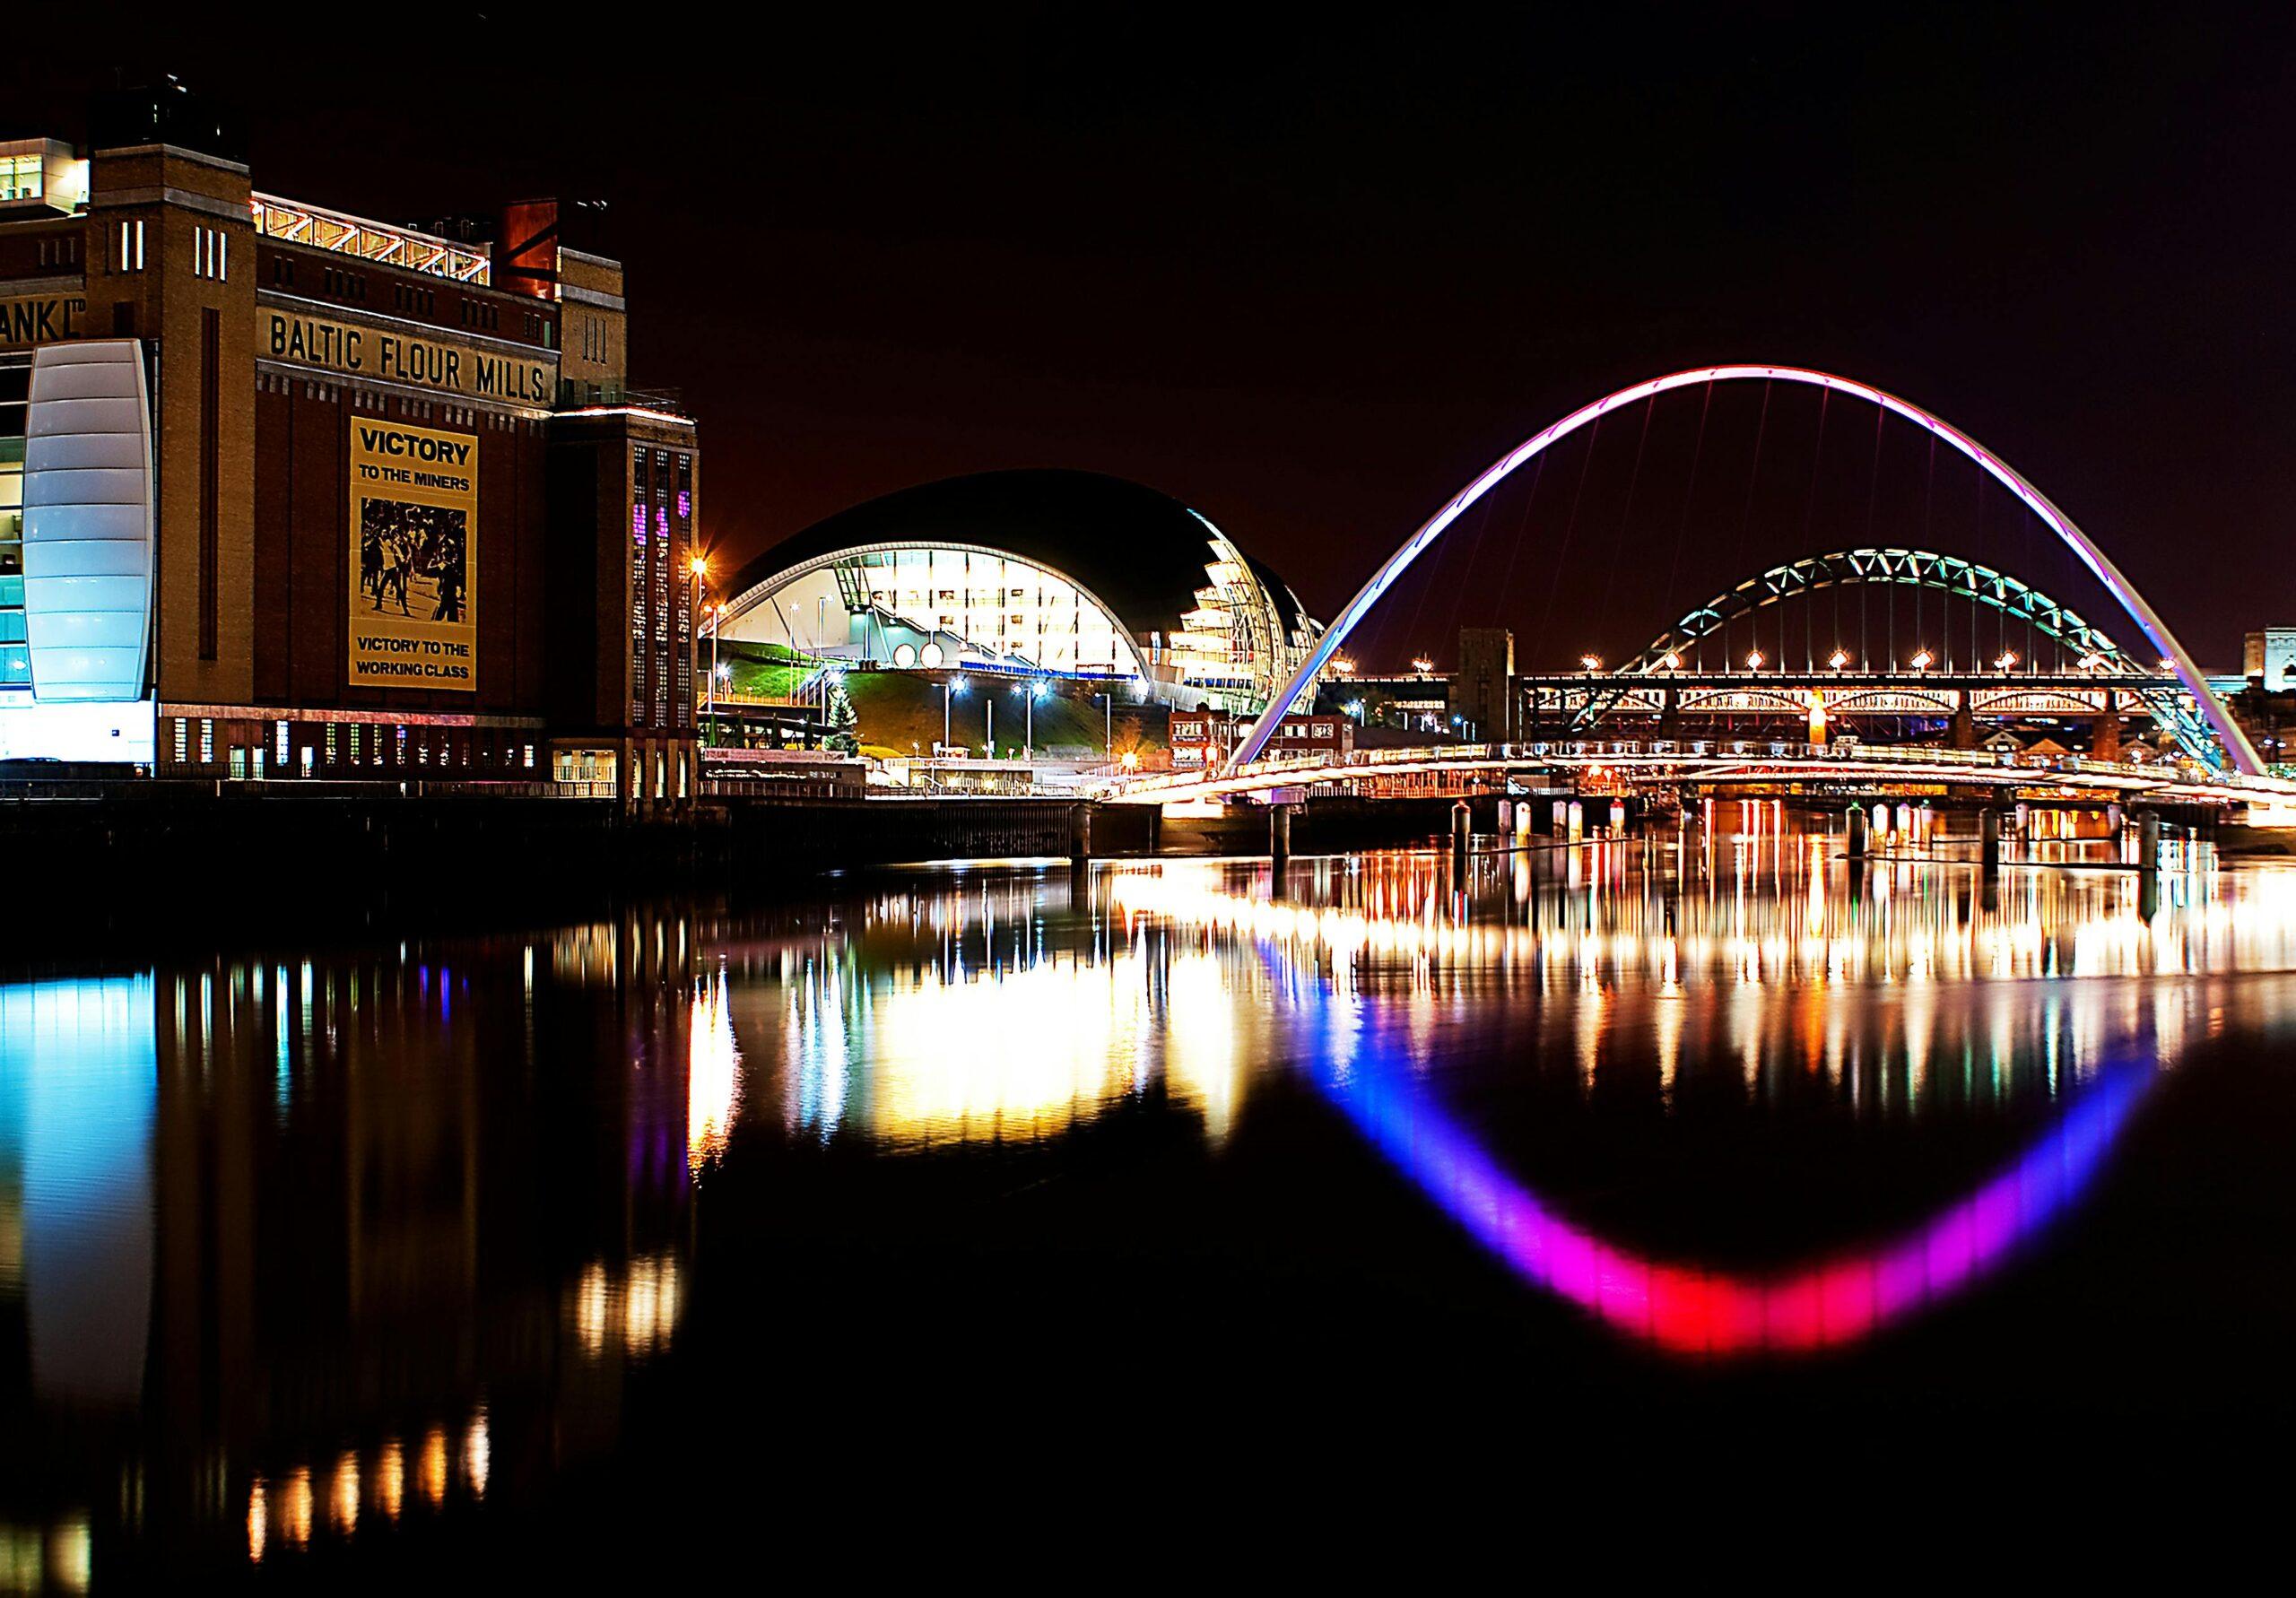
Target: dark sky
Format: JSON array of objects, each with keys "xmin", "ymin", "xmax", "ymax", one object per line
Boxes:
[{"xmin": 13, "ymin": 5, "xmax": 2295, "ymax": 666}]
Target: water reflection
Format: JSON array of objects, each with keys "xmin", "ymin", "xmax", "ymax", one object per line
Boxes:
[{"xmin": 6, "ymin": 831, "xmax": 2296, "ymax": 1573}]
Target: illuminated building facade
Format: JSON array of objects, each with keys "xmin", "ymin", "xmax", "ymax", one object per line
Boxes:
[
  {"xmin": 0, "ymin": 88, "xmax": 698, "ymax": 800},
  {"xmin": 1170, "ymin": 706, "xmax": 1352, "ymax": 768},
  {"xmin": 717, "ymin": 470, "xmax": 1323, "ymax": 714}
]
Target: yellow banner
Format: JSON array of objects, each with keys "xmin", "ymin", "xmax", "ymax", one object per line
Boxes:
[
  {"xmin": 349, "ymin": 420, "xmax": 477, "ymax": 691},
  {"xmin": 266, "ymin": 305, "xmax": 553, "ymax": 404}
]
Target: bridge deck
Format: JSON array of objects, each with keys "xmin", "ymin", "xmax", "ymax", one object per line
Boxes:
[{"xmin": 1101, "ymin": 740, "xmax": 2296, "ymax": 809}]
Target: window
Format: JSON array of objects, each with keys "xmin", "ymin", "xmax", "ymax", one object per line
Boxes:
[
  {"xmin": 173, "ymin": 719, "xmax": 188, "ymax": 763},
  {"xmin": 348, "ymin": 724, "xmax": 361, "ymax": 762},
  {"xmin": 198, "ymin": 719, "xmax": 213, "ymax": 763},
  {"xmin": 193, "ymin": 226, "xmax": 229, "ymax": 280},
  {"xmin": 114, "ymin": 219, "xmax": 144, "ymax": 273},
  {"xmin": 325, "ymin": 723, "xmax": 338, "ymax": 761},
  {"xmin": 0, "ymin": 153, "xmax": 41, "ymax": 203}
]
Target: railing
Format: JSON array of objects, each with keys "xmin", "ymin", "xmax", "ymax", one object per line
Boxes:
[{"xmin": 1099, "ymin": 738, "xmax": 2294, "ymax": 801}]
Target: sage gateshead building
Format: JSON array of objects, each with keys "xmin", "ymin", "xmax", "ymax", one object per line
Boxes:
[
  {"xmin": 715, "ymin": 470, "xmax": 1324, "ymax": 713},
  {"xmin": 0, "ymin": 87, "xmax": 700, "ymax": 803}
]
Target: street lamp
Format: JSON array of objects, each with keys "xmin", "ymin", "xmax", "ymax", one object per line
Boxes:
[
  {"xmin": 1097, "ymin": 690, "xmax": 1111, "ymax": 765},
  {"xmin": 1995, "ymin": 649, "xmax": 2019, "ymax": 671},
  {"xmin": 944, "ymin": 674, "xmax": 967, "ymax": 752},
  {"xmin": 1909, "ymin": 648, "xmax": 1934, "ymax": 672},
  {"xmin": 1828, "ymin": 647, "xmax": 1849, "ymax": 670},
  {"xmin": 1411, "ymin": 656, "xmax": 1434, "ymax": 675},
  {"xmin": 1744, "ymin": 649, "xmax": 1764, "ymax": 671},
  {"xmin": 1013, "ymin": 677, "xmax": 1048, "ymax": 760},
  {"xmin": 1579, "ymin": 654, "xmax": 1602, "ymax": 673},
  {"xmin": 1659, "ymin": 651, "xmax": 1681, "ymax": 672}
]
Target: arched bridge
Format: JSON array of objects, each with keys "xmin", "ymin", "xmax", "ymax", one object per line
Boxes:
[
  {"xmin": 1230, "ymin": 365, "xmax": 2263, "ymax": 777},
  {"xmin": 1541, "ymin": 543, "xmax": 2222, "ymax": 762}
]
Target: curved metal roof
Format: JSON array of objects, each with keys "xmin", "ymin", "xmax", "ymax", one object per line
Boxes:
[{"xmin": 721, "ymin": 469, "xmax": 1307, "ymax": 640}]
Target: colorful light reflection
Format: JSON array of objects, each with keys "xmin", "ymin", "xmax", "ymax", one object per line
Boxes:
[{"xmin": 1301, "ymin": 994, "xmax": 2151, "ymax": 1356}]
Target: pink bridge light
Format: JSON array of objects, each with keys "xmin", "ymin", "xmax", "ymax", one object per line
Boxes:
[{"xmin": 1231, "ymin": 366, "xmax": 2260, "ymax": 776}]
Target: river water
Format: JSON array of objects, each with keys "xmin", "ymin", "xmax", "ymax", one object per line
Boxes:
[{"xmin": 5, "ymin": 814, "xmax": 2295, "ymax": 1577}]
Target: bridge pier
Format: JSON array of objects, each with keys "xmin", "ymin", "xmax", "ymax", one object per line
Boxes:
[
  {"xmin": 1451, "ymin": 799, "xmax": 1472, "ymax": 871},
  {"xmin": 1270, "ymin": 802, "xmax": 1293, "ymax": 870},
  {"xmin": 1952, "ymin": 690, "xmax": 1976, "ymax": 751},
  {"xmin": 1979, "ymin": 806, "xmax": 2001, "ymax": 876},
  {"xmin": 1845, "ymin": 803, "xmax": 1867, "ymax": 859},
  {"xmin": 2137, "ymin": 809, "xmax": 2161, "ymax": 873},
  {"xmin": 2094, "ymin": 707, "xmax": 2121, "ymax": 762},
  {"xmin": 1068, "ymin": 803, "xmax": 1092, "ymax": 867}
]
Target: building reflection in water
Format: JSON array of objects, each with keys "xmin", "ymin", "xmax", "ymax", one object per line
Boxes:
[
  {"xmin": 5, "ymin": 829, "xmax": 2296, "ymax": 1574},
  {"xmin": 0, "ymin": 908, "xmax": 700, "ymax": 1580}
]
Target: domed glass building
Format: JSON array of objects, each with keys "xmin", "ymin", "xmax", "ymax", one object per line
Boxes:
[{"xmin": 714, "ymin": 470, "xmax": 1322, "ymax": 713}]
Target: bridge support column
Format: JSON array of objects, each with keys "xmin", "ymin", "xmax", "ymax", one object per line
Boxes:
[
  {"xmin": 1451, "ymin": 799, "xmax": 1472, "ymax": 870},
  {"xmin": 2138, "ymin": 809, "xmax": 2161, "ymax": 873},
  {"xmin": 1068, "ymin": 803, "xmax": 1092, "ymax": 866},
  {"xmin": 1846, "ymin": 803, "xmax": 1867, "ymax": 859},
  {"xmin": 1144, "ymin": 805, "xmax": 1161, "ymax": 855},
  {"xmin": 1952, "ymin": 690, "xmax": 1976, "ymax": 751},
  {"xmin": 1979, "ymin": 806, "xmax": 2001, "ymax": 875},
  {"xmin": 1659, "ymin": 686, "xmax": 1681, "ymax": 743},
  {"xmin": 2094, "ymin": 705, "xmax": 2121, "ymax": 762},
  {"xmin": 1270, "ymin": 803, "xmax": 1292, "ymax": 869}
]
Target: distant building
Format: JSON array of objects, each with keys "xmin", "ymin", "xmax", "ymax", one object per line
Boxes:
[
  {"xmin": 1170, "ymin": 707, "xmax": 1352, "ymax": 769},
  {"xmin": 712, "ymin": 471, "xmax": 1322, "ymax": 716},
  {"xmin": 1449, "ymin": 627, "xmax": 1515, "ymax": 741},
  {"xmin": 2246, "ymin": 629, "xmax": 2296, "ymax": 690}
]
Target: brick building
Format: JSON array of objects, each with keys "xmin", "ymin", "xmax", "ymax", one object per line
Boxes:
[{"xmin": 0, "ymin": 86, "xmax": 698, "ymax": 803}]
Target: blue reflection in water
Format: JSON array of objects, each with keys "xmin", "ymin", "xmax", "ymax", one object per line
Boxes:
[{"xmin": 0, "ymin": 976, "xmax": 157, "ymax": 1403}]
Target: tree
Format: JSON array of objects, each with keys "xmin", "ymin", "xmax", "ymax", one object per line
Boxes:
[{"xmin": 823, "ymin": 673, "xmax": 859, "ymax": 754}]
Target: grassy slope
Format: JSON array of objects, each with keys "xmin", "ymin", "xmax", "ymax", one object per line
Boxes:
[{"xmin": 715, "ymin": 645, "xmax": 1170, "ymax": 757}]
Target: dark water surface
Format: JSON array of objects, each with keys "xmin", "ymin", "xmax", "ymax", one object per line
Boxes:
[{"xmin": 7, "ymin": 821, "xmax": 2296, "ymax": 1579}]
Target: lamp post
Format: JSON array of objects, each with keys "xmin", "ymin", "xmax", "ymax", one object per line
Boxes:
[
  {"xmin": 1013, "ymin": 678, "xmax": 1045, "ymax": 760},
  {"xmin": 944, "ymin": 674, "xmax": 965, "ymax": 753},
  {"xmin": 986, "ymin": 697, "xmax": 994, "ymax": 760},
  {"xmin": 1097, "ymin": 691, "xmax": 1111, "ymax": 766}
]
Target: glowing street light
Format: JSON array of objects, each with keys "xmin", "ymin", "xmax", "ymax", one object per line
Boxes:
[
  {"xmin": 1910, "ymin": 648, "xmax": 1934, "ymax": 672},
  {"xmin": 2077, "ymin": 652, "xmax": 2106, "ymax": 672},
  {"xmin": 1828, "ymin": 647, "xmax": 1849, "ymax": 670},
  {"xmin": 1332, "ymin": 656, "xmax": 1357, "ymax": 677},
  {"xmin": 1411, "ymin": 656, "xmax": 1434, "ymax": 675},
  {"xmin": 1744, "ymin": 649, "xmax": 1764, "ymax": 670},
  {"xmin": 943, "ymin": 673, "xmax": 968, "ymax": 752},
  {"xmin": 1012, "ymin": 676, "xmax": 1049, "ymax": 759},
  {"xmin": 1658, "ymin": 651, "xmax": 1682, "ymax": 672},
  {"xmin": 1579, "ymin": 654, "xmax": 1603, "ymax": 673},
  {"xmin": 1996, "ymin": 649, "xmax": 2019, "ymax": 671}
]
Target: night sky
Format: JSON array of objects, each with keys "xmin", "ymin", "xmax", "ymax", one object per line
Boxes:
[{"xmin": 14, "ymin": 7, "xmax": 2294, "ymax": 666}]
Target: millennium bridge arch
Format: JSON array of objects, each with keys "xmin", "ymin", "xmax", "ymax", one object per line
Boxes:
[{"xmin": 1231, "ymin": 366, "xmax": 2262, "ymax": 776}]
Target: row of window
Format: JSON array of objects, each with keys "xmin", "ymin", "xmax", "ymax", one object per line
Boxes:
[
  {"xmin": 166, "ymin": 716, "xmax": 540, "ymax": 773},
  {"xmin": 33, "ymin": 234, "xmax": 79, "ymax": 268},
  {"xmin": 192, "ymin": 225, "xmax": 228, "ymax": 281}
]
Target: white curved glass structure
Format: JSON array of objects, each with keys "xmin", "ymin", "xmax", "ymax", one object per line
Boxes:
[
  {"xmin": 735, "ymin": 545, "xmax": 1142, "ymax": 680},
  {"xmin": 1233, "ymin": 365, "xmax": 2260, "ymax": 774},
  {"xmin": 22, "ymin": 340, "xmax": 154, "ymax": 704},
  {"xmin": 718, "ymin": 472, "xmax": 1325, "ymax": 712}
]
